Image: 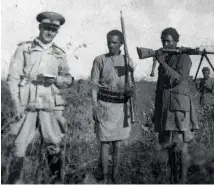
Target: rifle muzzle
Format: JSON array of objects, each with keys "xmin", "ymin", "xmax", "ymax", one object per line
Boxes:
[{"xmin": 137, "ymin": 47, "xmax": 156, "ymax": 59}]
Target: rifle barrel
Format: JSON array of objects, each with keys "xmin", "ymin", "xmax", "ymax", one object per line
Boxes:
[
  {"xmin": 120, "ymin": 11, "xmax": 135, "ymax": 124},
  {"xmin": 204, "ymin": 51, "xmax": 214, "ymax": 55},
  {"xmin": 120, "ymin": 11, "xmax": 129, "ymax": 56}
]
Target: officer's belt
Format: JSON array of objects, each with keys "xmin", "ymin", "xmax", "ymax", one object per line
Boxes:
[
  {"xmin": 97, "ymin": 88, "xmax": 128, "ymax": 103},
  {"xmin": 19, "ymin": 76, "xmax": 52, "ymax": 86}
]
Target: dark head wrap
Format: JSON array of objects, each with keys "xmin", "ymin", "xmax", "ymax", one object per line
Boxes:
[
  {"xmin": 202, "ymin": 67, "xmax": 210, "ymax": 74},
  {"xmin": 161, "ymin": 27, "xmax": 180, "ymax": 42}
]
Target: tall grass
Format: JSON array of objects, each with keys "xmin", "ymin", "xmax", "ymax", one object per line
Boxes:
[{"xmin": 1, "ymin": 79, "xmax": 214, "ymax": 183}]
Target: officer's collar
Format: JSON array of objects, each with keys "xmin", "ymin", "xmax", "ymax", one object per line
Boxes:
[{"xmin": 34, "ymin": 38, "xmax": 53, "ymax": 50}]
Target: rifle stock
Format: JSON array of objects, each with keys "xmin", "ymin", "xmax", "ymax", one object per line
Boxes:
[
  {"xmin": 120, "ymin": 11, "xmax": 135, "ymax": 124},
  {"xmin": 150, "ymin": 57, "xmax": 157, "ymax": 77}
]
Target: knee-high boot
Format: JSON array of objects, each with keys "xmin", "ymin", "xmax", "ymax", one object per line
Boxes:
[
  {"xmin": 47, "ymin": 152, "xmax": 62, "ymax": 184},
  {"xmin": 7, "ymin": 157, "xmax": 24, "ymax": 184}
]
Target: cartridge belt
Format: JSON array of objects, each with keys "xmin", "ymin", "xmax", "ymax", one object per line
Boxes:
[{"xmin": 97, "ymin": 88, "xmax": 128, "ymax": 103}]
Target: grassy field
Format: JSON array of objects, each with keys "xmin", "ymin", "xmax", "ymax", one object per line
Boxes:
[{"xmin": 1, "ymin": 79, "xmax": 214, "ymax": 184}]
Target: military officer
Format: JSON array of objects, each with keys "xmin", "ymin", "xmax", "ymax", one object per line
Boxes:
[
  {"xmin": 153, "ymin": 27, "xmax": 199, "ymax": 183},
  {"xmin": 7, "ymin": 12, "xmax": 73, "ymax": 183},
  {"xmin": 91, "ymin": 30, "xmax": 134, "ymax": 183},
  {"xmin": 196, "ymin": 67, "xmax": 214, "ymax": 105}
]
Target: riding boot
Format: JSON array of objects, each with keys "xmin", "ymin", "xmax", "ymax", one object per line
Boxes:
[
  {"xmin": 7, "ymin": 157, "xmax": 24, "ymax": 184},
  {"xmin": 47, "ymin": 152, "xmax": 62, "ymax": 184}
]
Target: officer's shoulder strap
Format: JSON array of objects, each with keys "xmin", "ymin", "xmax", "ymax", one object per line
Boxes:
[
  {"xmin": 52, "ymin": 43, "xmax": 66, "ymax": 54},
  {"xmin": 17, "ymin": 41, "xmax": 33, "ymax": 46}
]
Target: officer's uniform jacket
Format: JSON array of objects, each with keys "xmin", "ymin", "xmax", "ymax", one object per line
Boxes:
[
  {"xmin": 7, "ymin": 38, "xmax": 72, "ymax": 157},
  {"xmin": 7, "ymin": 38, "xmax": 72, "ymax": 111}
]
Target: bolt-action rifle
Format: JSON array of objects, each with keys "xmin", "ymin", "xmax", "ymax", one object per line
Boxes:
[
  {"xmin": 136, "ymin": 47, "xmax": 214, "ymax": 78},
  {"xmin": 121, "ymin": 11, "xmax": 135, "ymax": 124}
]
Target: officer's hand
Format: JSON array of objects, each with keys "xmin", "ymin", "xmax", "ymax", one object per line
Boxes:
[
  {"xmin": 15, "ymin": 104, "xmax": 25, "ymax": 120},
  {"xmin": 38, "ymin": 74, "xmax": 56, "ymax": 84},
  {"xmin": 37, "ymin": 73, "xmax": 44, "ymax": 82},
  {"xmin": 92, "ymin": 106, "xmax": 100, "ymax": 123},
  {"xmin": 44, "ymin": 77, "xmax": 56, "ymax": 84}
]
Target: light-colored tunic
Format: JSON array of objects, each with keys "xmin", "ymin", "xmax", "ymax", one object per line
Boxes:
[
  {"xmin": 7, "ymin": 38, "xmax": 72, "ymax": 157},
  {"xmin": 91, "ymin": 53, "xmax": 134, "ymax": 141}
]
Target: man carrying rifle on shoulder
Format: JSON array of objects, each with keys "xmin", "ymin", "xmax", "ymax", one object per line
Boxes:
[
  {"xmin": 91, "ymin": 30, "xmax": 134, "ymax": 183},
  {"xmin": 196, "ymin": 67, "xmax": 214, "ymax": 105},
  {"xmin": 152, "ymin": 27, "xmax": 199, "ymax": 183}
]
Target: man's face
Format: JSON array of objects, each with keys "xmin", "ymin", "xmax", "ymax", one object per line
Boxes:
[
  {"xmin": 161, "ymin": 34, "xmax": 177, "ymax": 49},
  {"xmin": 203, "ymin": 71, "xmax": 210, "ymax": 80},
  {"xmin": 107, "ymin": 35, "xmax": 123, "ymax": 55},
  {"xmin": 38, "ymin": 24, "xmax": 58, "ymax": 44}
]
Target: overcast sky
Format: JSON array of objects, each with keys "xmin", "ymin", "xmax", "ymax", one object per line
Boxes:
[{"xmin": 1, "ymin": 0, "xmax": 214, "ymax": 80}]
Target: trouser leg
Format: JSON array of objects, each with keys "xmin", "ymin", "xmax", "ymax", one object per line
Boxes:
[
  {"xmin": 13, "ymin": 112, "xmax": 37, "ymax": 157},
  {"xmin": 8, "ymin": 112, "xmax": 37, "ymax": 184},
  {"xmin": 100, "ymin": 141, "xmax": 110, "ymax": 183},
  {"xmin": 39, "ymin": 111, "xmax": 64, "ymax": 183},
  {"xmin": 112, "ymin": 140, "xmax": 122, "ymax": 184}
]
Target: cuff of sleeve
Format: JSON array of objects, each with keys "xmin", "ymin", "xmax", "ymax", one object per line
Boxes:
[
  {"xmin": 55, "ymin": 75, "xmax": 74, "ymax": 87},
  {"xmin": 161, "ymin": 62, "xmax": 178, "ymax": 78},
  {"xmin": 55, "ymin": 76, "xmax": 63, "ymax": 87},
  {"xmin": 12, "ymin": 98, "xmax": 21, "ymax": 110}
]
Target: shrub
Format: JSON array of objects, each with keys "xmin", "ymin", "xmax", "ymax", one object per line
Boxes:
[{"xmin": 1, "ymin": 79, "xmax": 214, "ymax": 183}]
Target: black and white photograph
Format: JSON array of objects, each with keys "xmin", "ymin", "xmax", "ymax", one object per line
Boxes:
[{"xmin": 1, "ymin": 0, "xmax": 214, "ymax": 184}]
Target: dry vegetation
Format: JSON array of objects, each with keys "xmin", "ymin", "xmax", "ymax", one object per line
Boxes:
[{"xmin": 1, "ymin": 79, "xmax": 214, "ymax": 184}]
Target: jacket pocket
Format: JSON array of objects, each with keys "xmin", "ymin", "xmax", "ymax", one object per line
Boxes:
[
  {"xmin": 51, "ymin": 85, "xmax": 66, "ymax": 106},
  {"xmin": 54, "ymin": 94, "xmax": 65, "ymax": 106},
  {"xmin": 19, "ymin": 83, "xmax": 30, "ymax": 105},
  {"xmin": 170, "ymin": 91, "xmax": 190, "ymax": 111}
]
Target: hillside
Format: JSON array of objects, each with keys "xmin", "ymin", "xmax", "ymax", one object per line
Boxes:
[{"xmin": 1, "ymin": 79, "xmax": 214, "ymax": 183}]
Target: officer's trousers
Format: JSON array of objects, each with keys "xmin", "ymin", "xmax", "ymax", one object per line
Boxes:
[{"xmin": 12, "ymin": 111, "xmax": 64, "ymax": 157}]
